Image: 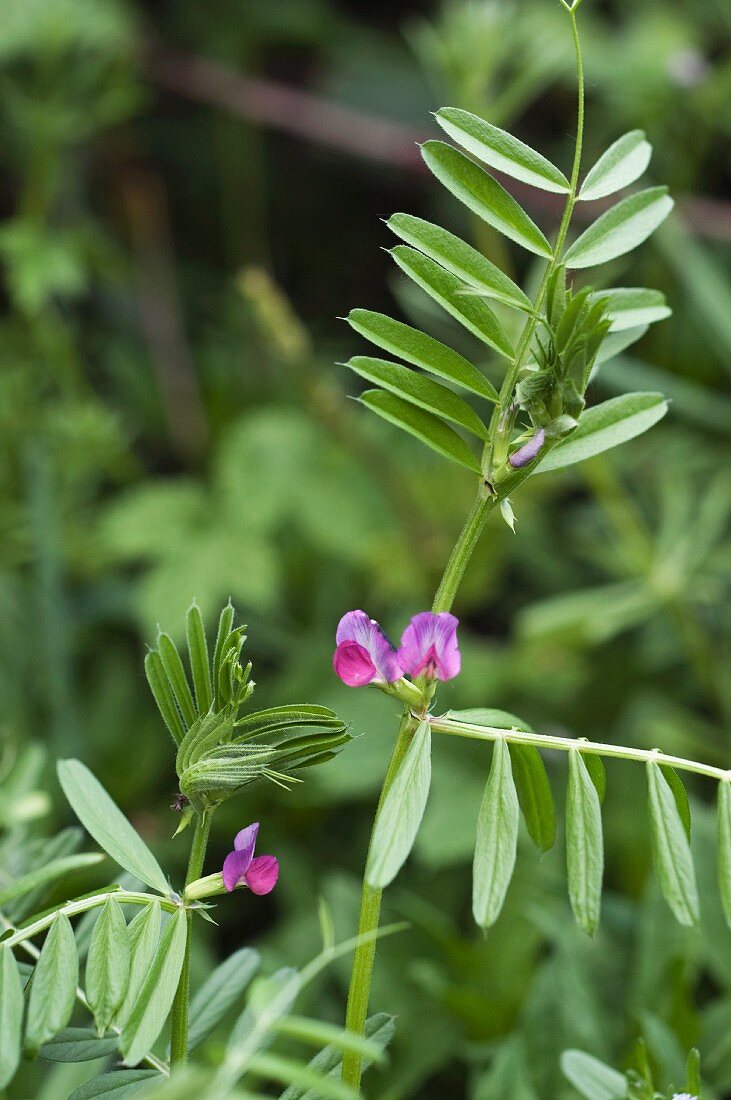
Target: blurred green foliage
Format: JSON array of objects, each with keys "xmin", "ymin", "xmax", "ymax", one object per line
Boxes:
[{"xmin": 0, "ymin": 0, "xmax": 729, "ymax": 1094}]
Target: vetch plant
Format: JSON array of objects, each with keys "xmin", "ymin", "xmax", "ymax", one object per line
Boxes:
[
  {"xmin": 335, "ymin": 0, "xmax": 729, "ymax": 1090},
  {"xmin": 0, "ymin": 602, "xmax": 361, "ymax": 1095}
]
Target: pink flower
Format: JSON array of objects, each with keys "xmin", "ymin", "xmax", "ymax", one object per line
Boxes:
[
  {"xmin": 222, "ymin": 822, "xmax": 279, "ymax": 895},
  {"xmin": 333, "ymin": 610, "xmax": 403, "ymax": 687},
  {"xmin": 398, "ymin": 611, "xmax": 460, "ymax": 681}
]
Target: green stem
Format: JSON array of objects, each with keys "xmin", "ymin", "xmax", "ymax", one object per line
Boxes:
[
  {"xmin": 170, "ymin": 810, "xmax": 212, "ymax": 1066},
  {"xmin": 429, "ymin": 716, "xmax": 730, "ymax": 782},
  {"xmin": 341, "ymin": 10, "xmax": 586, "ymax": 1091},
  {"xmin": 3, "ymin": 891, "xmax": 178, "ymax": 950}
]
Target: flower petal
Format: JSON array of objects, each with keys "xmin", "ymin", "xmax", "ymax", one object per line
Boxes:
[
  {"xmin": 334, "ymin": 611, "xmax": 402, "ymax": 684},
  {"xmin": 333, "ymin": 640, "xmax": 377, "ymax": 687},
  {"xmin": 509, "ymin": 428, "xmax": 545, "ymax": 468},
  {"xmin": 222, "ymin": 848, "xmax": 251, "ymax": 892},
  {"xmin": 244, "ymin": 855, "xmax": 280, "ymax": 895},
  {"xmin": 398, "ymin": 611, "xmax": 460, "ymax": 681},
  {"xmin": 233, "ymin": 822, "xmax": 259, "ymax": 863}
]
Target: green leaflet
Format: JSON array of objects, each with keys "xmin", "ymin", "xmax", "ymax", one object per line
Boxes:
[
  {"xmin": 25, "ymin": 913, "xmax": 79, "ymax": 1055},
  {"xmin": 67, "ymin": 1069, "xmax": 161, "ymax": 1099},
  {"xmin": 157, "ymin": 633, "xmax": 197, "ymax": 729},
  {"xmin": 566, "ymin": 750, "xmax": 604, "ymax": 936},
  {"xmin": 347, "ymin": 356, "xmax": 489, "ymax": 439},
  {"xmin": 366, "ymin": 720, "xmax": 432, "ymax": 889},
  {"xmin": 0, "ymin": 946, "xmax": 23, "ymax": 1087},
  {"xmin": 560, "ymin": 1049, "xmax": 627, "ymax": 1099},
  {"xmin": 390, "ymin": 245, "xmax": 514, "ymax": 359},
  {"xmin": 472, "ymin": 739, "xmax": 520, "ymax": 929},
  {"xmin": 121, "ymin": 907, "xmax": 188, "ymax": 1067},
  {"xmin": 186, "ymin": 603, "xmax": 213, "ymax": 715},
  {"xmin": 39, "ymin": 1027, "xmax": 119, "ymax": 1063},
  {"xmin": 86, "ymin": 897, "xmax": 131, "ymax": 1036},
  {"xmin": 188, "ymin": 947, "xmax": 260, "ymax": 1052},
  {"xmin": 386, "ymin": 213, "xmax": 531, "ymax": 312},
  {"xmin": 358, "ymin": 390, "xmax": 481, "ymax": 474},
  {"xmin": 579, "ymin": 130, "xmax": 652, "ymax": 202},
  {"xmin": 422, "ymin": 140, "xmax": 553, "ymax": 257},
  {"xmin": 646, "ymin": 762, "xmax": 699, "ymax": 926},
  {"xmin": 581, "ymin": 751, "xmax": 606, "ymax": 805},
  {"xmin": 660, "ymin": 764, "xmax": 691, "ymax": 840},
  {"xmin": 234, "ymin": 705, "xmax": 346, "ymax": 742},
  {"xmin": 436, "ymin": 107, "xmax": 570, "ymax": 193},
  {"xmin": 0, "ymin": 853, "xmax": 104, "ymax": 908},
  {"xmin": 509, "ymin": 743, "xmax": 556, "ymax": 852},
  {"xmin": 535, "ymin": 393, "xmax": 668, "ymax": 473},
  {"xmin": 144, "ymin": 649, "xmax": 185, "ymax": 745},
  {"xmin": 115, "ymin": 902, "xmax": 162, "ymax": 1029},
  {"xmin": 718, "ymin": 780, "xmax": 731, "ymax": 928},
  {"xmin": 564, "ymin": 187, "xmax": 673, "ymax": 269},
  {"xmin": 57, "ymin": 760, "xmax": 169, "ymax": 896},
  {"xmin": 347, "ymin": 309, "xmax": 498, "ymax": 400},
  {"xmin": 592, "ymin": 287, "xmax": 671, "ymax": 331}
]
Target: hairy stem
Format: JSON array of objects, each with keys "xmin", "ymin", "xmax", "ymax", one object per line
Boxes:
[
  {"xmin": 341, "ymin": 9, "xmax": 587, "ymax": 1091},
  {"xmin": 170, "ymin": 810, "xmax": 212, "ymax": 1066}
]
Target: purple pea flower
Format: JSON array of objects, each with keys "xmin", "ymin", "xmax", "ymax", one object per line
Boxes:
[
  {"xmin": 398, "ymin": 612, "xmax": 460, "ymax": 681},
  {"xmin": 509, "ymin": 428, "xmax": 545, "ymax": 468},
  {"xmin": 333, "ymin": 610, "xmax": 402, "ymax": 687},
  {"xmin": 222, "ymin": 822, "xmax": 279, "ymax": 895}
]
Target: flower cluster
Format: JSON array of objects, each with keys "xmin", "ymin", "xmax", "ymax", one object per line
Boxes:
[{"xmin": 333, "ymin": 609, "xmax": 460, "ymax": 688}]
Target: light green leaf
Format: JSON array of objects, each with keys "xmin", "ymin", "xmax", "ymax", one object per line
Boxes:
[
  {"xmin": 39, "ymin": 1027, "xmax": 119, "ymax": 1063},
  {"xmin": 157, "ymin": 634, "xmax": 196, "ymax": 729},
  {"xmin": 0, "ymin": 946, "xmax": 23, "ymax": 1086},
  {"xmin": 566, "ymin": 750, "xmax": 604, "ymax": 936},
  {"xmin": 144, "ymin": 650, "xmax": 185, "ymax": 745},
  {"xmin": 717, "ymin": 780, "xmax": 731, "ymax": 928},
  {"xmin": 579, "ymin": 130, "xmax": 652, "ymax": 202},
  {"xmin": 390, "ymin": 245, "xmax": 514, "ymax": 359},
  {"xmin": 367, "ymin": 720, "xmax": 432, "ymax": 889},
  {"xmin": 422, "ymin": 140, "xmax": 553, "ymax": 257},
  {"xmin": 564, "ymin": 187, "xmax": 673, "ymax": 269},
  {"xmin": 592, "ymin": 287, "xmax": 671, "ymax": 331},
  {"xmin": 67, "ymin": 1069, "xmax": 161, "ymax": 1099},
  {"xmin": 186, "ymin": 603, "xmax": 212, "ymax": 716},
  {"xmin": 188, "ymin": 947, "xmax": 260, "ymax": 1051},
  {"xmin": 57, "ymin": 760, "xmax": 169, "ymax": 896},
  {"xmin": 436, "ymin": 107, "xmax": 570, "ymax": 193},
  {"xmin": 535, "ymin": 393, "xmax": 668, "ymax": 473},
  {"xmin": 347, "ymin": 356, "xmax": 489, "ymax": 439},
  {"xmin": 509, "ymin": 743, "xmax": 556, "ymax": 852},
  {"xmin": 359, "ymin": 390, "xmax": 481, "ymax": 474},
  {"xmin": 386, "ymin": 213, "xmax": 531, "ymax": 311},
  {"xmin": 121, "ymin": 907, "xmax": 187, "ymax": 1067},
  {"xmin": 25, "ymin": 913, "xmax": 79, "ymax": 1055},
  {"xmin": 87, "ymin": 898, "xmax": 130, "ymax": 1036},
  {"xmin": 115, "ymin": 902, "xmax": 161, "ymax": 1029},
  {"xmin": 560, "ymin": 1049, "xmax": 627, "ymax": 1099},
  {"xmin": 0, "ymin": 853, "xmax": 105, "ymax": 908},
  {"xmin": 347, "ymin": 309, "xmax": 497, "ymax": 400},
  {"xmin": 472, "ymin": 739, "xmax": 519, "ymax": 928},
  {"xmin": 646, "ymin": 761, "xmax": 699, "ymax": 926}
]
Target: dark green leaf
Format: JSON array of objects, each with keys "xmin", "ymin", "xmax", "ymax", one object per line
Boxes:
[
  {"xmin": 347, "ymin": 309, "xmax": 497, "ymax": 400},
  {"xmin": 157, "ymin": 634, "xmax": 196, "ymax": 729},
  {"xmin": 390, "ymin": 245, "xmax": 514, "ymax": 359},
  {"xmin": 359, "ymin": 390, "xmax": 481, "ymax": 474},
  {"xmin": 659, "ymin": 765, "xmax": 691, "ymax": 840},
  {"xmin": 564, "ymin": 187, "xmax": 673, "ymax": 269},
  {"xmin": 422, "ymin": 140, "xmax": 553, "ymax": 257},
  {"xmin": 186, "ymin": 603, "xmax": 212, "ymax": 716},
  {"xmin": 566, "ymin": 750, "xmax": 604, "ymax": 935},
  {"xmin": 121, "ymin": 908, "xmax": 187, "ymax": 1067},
  {"xmin": 436, "ymin": 107, "xmax": 570, "ymax": 193},
  {"xmin": 509, "ymin": 743, "xmax": 556, "ymax": 852},
  {"xmin": 535, "ymin": 393, "xmax": 668, "ymax": 473},
  {"xmin": 40, "ymin": 1028, "xmax": 119, "ymax": 1063},
  {"xmin": 646, "ymin": 761, "xmax": 699, "ymax": 926},
  {"xmin": 472, "ymin": 739, "xmax": 519, "ymax": 928},
  {"xmin": 367, "ymin": 720, "xmax": 432, "ymax": 888},
  {"xmin": 347, "ymin": 356, "xmax": 489, "ymax": 439},
  {"xmin": 25, "ymin": 912, "xmax": 79, "ymax": 1054},
  {"xmin": 144, "ymin": 650, "xmax": 185, "ymax": 745},
  {"xmin": 386, "ymin": 214, "xmax": 531, "ymax": 311},
  {"xmin": 212, "ymin": 603, "xmax": 235, "ymax": 709},
  {"xmin": 0, "ymin": 946, "xmax": 23, "ymax": 1086},
  {"xmin": 57, "ymin": 760, "xmax": 169, "ymax": 896},
  {"xmin": 581, "ymin": 751, "xmax": 606, "ymax": 805}
]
